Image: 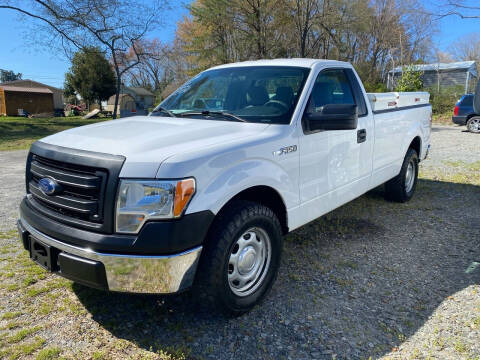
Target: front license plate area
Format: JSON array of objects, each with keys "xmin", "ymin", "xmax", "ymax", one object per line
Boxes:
[{"xmin": 29, "ymin": 236, "xmax": 57, "ymax": 271}]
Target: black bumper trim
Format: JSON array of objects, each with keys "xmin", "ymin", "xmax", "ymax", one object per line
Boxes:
[
  {"xmin": 17, "ymin": 220, "xmax": 29, "ymax": 251},
  {"xmin": 452, "ymin": 116, "xmax": 467, "ymax": 125},
  {"xmin": 58, "ymin": 252, "xmax": 108, "ymax": 290},
  {"xmin": 20, "ymin": 197, "xmax": 215, "ymax": 255}
]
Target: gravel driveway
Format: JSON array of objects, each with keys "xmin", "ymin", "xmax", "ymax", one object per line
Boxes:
[
  {"xmin": 0, "ymin": 125, "xmax": 479, "ymax": 360},
  {"xmin": 0, "ymin": 150, "xmax": 27, "ymax": 232}
]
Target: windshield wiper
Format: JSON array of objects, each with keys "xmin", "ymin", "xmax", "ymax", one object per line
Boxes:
[
  {"xmin": 151, "ymin": 106, "xmax": 176, "ymax": 118},
  {"xmin": 178, "ymin": 110, "xmax": 248, "ymax": 123}
]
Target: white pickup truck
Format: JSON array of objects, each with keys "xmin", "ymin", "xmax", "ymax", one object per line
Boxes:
[{"xmin": 18, "ymin": 59, "xmax": 431, "ymax": 315}]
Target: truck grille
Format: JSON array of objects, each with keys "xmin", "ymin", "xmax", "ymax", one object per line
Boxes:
[
  {"xmin": 28, "ymin": 155, "xmax": 108, "ymax": 223},
  {"xmin": 25, "ymin": 142, "xmax": 125, "ymax": 234}
]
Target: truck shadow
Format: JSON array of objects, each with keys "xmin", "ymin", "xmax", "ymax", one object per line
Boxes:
[
  {"xmin": 430, "ymin": 126, "xmax": 463, "ymax": 132},
  {"xmin": 73, "ymin": 178, "xmax": 480, "ymax": 360}
]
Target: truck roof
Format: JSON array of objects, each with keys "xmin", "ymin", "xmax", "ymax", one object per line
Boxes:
[{"xmin": 210, "ymin": 58, "xmax": 351, "ymax": 70}]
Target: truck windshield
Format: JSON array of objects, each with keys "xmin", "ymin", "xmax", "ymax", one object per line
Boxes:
[{"xmin": 151, "ymin": 66, "xmax": 310, "ymax": 124}]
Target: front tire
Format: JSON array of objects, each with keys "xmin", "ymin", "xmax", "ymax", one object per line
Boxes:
[
  {"xmin": 466, "ymin": 116, "xmax": 480, "ymax": 133},
  {"xmin": 384, "ymin": 148, "xmax": 419, "ymax": 202},
  {"xmin": 196, "ymin": 200, "xmax": 283, "ymax": 316}
]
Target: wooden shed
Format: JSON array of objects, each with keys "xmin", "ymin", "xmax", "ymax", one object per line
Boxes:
[
  {"xmin": 121, "ymin": 86, "xmax": 155, "ymax": 114},
  {"xmin": 106, "ymin": 94, "xmax": 136, "ymax": 118},
  {"xmin": 0, "ymin": 85, "xmax": 54, "ymax": 116},
  {"xmin": 0, "ymin": 79, "xmax": 64, "ymax": 110},
  {"xmin": 388, "ymin": 61, "xmax": 478, "ymax": 93}
]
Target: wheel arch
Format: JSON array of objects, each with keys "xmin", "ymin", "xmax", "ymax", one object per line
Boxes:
[
  {"xmin": 466, "ymin": 113, "xmax": 479, "ymax": 121},
  {"xmin": 215, "ymin": 185, "xmax": 289, "ymax": 235},
  {"xmin": 408, "ymin": 136, "xmax": 421, "ymax": 158}
]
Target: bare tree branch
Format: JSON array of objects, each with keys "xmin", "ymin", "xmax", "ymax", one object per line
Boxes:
[
  {"xmin": 0, "ymin": 0, "xmax": 167, "ymax": 118},
  {"xmin": 0, "ymin": 5, "xmax": 81, "ymax": 48}
]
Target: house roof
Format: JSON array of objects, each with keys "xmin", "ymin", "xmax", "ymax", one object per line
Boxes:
[
  {"xmin": 389, "ymin": 61, "xmax": 477, "ymax": 75},
  {"xmin": 126, "ymin": 87, "xmax": 155, "ymax": 96},
  {"xmin": 0, "ymin": 79, "xmax": 62, "ymax": 92},
  {"xmin": 0, "ymin": 85, "xmax": 53, "ymax": 94}
]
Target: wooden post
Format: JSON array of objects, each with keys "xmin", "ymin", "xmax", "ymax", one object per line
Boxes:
[{"xmin": 465, "ymin": 71, "xmax": 470, "ymax": 94}]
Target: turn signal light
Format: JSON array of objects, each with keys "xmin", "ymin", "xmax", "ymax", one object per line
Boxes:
[{"xmin": 174, "ymin": 178, "xmax": 196, "ymax": 217}]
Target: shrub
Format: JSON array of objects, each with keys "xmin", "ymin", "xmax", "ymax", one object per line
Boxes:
[
  {"xmin": 427, "ymin": 85, "xmax": 465, "ymax": 115},
  {"xmin": 363, "ymin": 81, "xmax": 389, "ymax": 93},
  {"xmin": 395, "ymin": 66, "xmax": 423, "ymax": 92}
]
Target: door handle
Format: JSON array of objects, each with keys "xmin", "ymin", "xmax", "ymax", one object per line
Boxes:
[{"xmin": 357, "ymin": 129, "xmax": 367, "ymax": 143}]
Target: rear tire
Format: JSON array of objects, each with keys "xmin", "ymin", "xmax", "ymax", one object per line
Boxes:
[
  {"xmin": 384, "ymin": 148, "xmax": 419, "ymax": 203},
  {"xmin": 195, "ymin": 200, "xmax": 283, "ymax": 316},
  {"xmin": 466, "ymin": 116, "xmax": 480, "ymax": 133}
]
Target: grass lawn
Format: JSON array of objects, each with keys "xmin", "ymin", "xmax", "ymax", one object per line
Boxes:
[{"xmin": 0, "ymin": 116, "xmax": 110, "ymax": 151}]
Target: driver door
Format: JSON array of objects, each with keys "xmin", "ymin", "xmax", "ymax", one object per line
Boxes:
[{"xmin": 298, "ymin": 68, "xmax": 373, "ymax": 223}]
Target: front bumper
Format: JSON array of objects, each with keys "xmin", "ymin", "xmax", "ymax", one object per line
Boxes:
[{"xmin": 18, "ymin": 217, "xmax": 202, "ymax": 293}]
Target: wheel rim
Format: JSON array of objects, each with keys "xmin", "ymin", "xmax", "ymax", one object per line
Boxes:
[
  {"xmin": 227, "ymin": 227, "xmax": 271, "ymax": 297},
  {"xmin": 468, "ymin": 118, "xmax": 480, "ymax": 132},
  {"xmin": 405, "ymin": 159, "xmax": 416, "ymax": 193}
]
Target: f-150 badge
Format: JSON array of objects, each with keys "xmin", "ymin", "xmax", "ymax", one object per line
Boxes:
[{"xmin": 273, "ymin": 145, "xmax": 297, "ymax": 156}]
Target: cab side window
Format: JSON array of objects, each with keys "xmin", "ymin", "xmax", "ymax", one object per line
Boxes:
[{"xmin": 308, "ymin": 69, "xmax": 355, "ymax": 112}]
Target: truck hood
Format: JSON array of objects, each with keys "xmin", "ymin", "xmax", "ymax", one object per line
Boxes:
[{"xmin": 40, "ymin": 116, "xmax": 270, "ymax": 178}]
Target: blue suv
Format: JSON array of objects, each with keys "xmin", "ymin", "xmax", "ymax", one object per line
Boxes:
[{"xmin": 452, "ymin": 94, "xmax": 480, "ymax": 133}]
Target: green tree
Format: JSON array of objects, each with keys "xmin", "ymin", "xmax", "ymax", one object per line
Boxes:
[
  {"xmin": 64, "ymin": 47, "xmax": 116, "ymax": 109},
  {"xmin": 395, "ymin": 66, "xmax": 423, "ymax": 92},
  {"xmin": 0, "ymin": 69, "xmax": 22, "ymax": 82}
]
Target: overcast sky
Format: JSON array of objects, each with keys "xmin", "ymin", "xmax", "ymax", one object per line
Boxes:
[{"xmin": 0, "ymin": 1, "xmax": 478, "ymax": 88}]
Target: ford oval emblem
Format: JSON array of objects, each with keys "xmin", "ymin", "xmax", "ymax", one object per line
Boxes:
[{"xmin": 38, "ymin": 178, "xmax": 60, "ymax": 196}]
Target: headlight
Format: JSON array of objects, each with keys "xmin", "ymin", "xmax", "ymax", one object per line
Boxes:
[{"xmin": 115, "ymin": 178, "xmax": 195, "ymax": 234}]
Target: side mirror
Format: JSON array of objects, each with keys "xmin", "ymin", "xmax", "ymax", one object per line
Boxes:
[{"xmin": 304, "ymin": 104, "xmax": 358, "ymax": 131}]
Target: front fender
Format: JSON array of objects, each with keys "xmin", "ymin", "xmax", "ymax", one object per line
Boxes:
[
  {"xmin": 155, "ymin": 124, "xmax": 299, "ymax": 219},
  {"xmin": 186, "ymin": 157, "xmax": 298, "ymax": 216}
]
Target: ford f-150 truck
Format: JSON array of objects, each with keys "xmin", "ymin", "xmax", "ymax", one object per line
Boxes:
[{"xmin": 17, "ymin": 59, "xmax": 431, "ymax": 315}]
